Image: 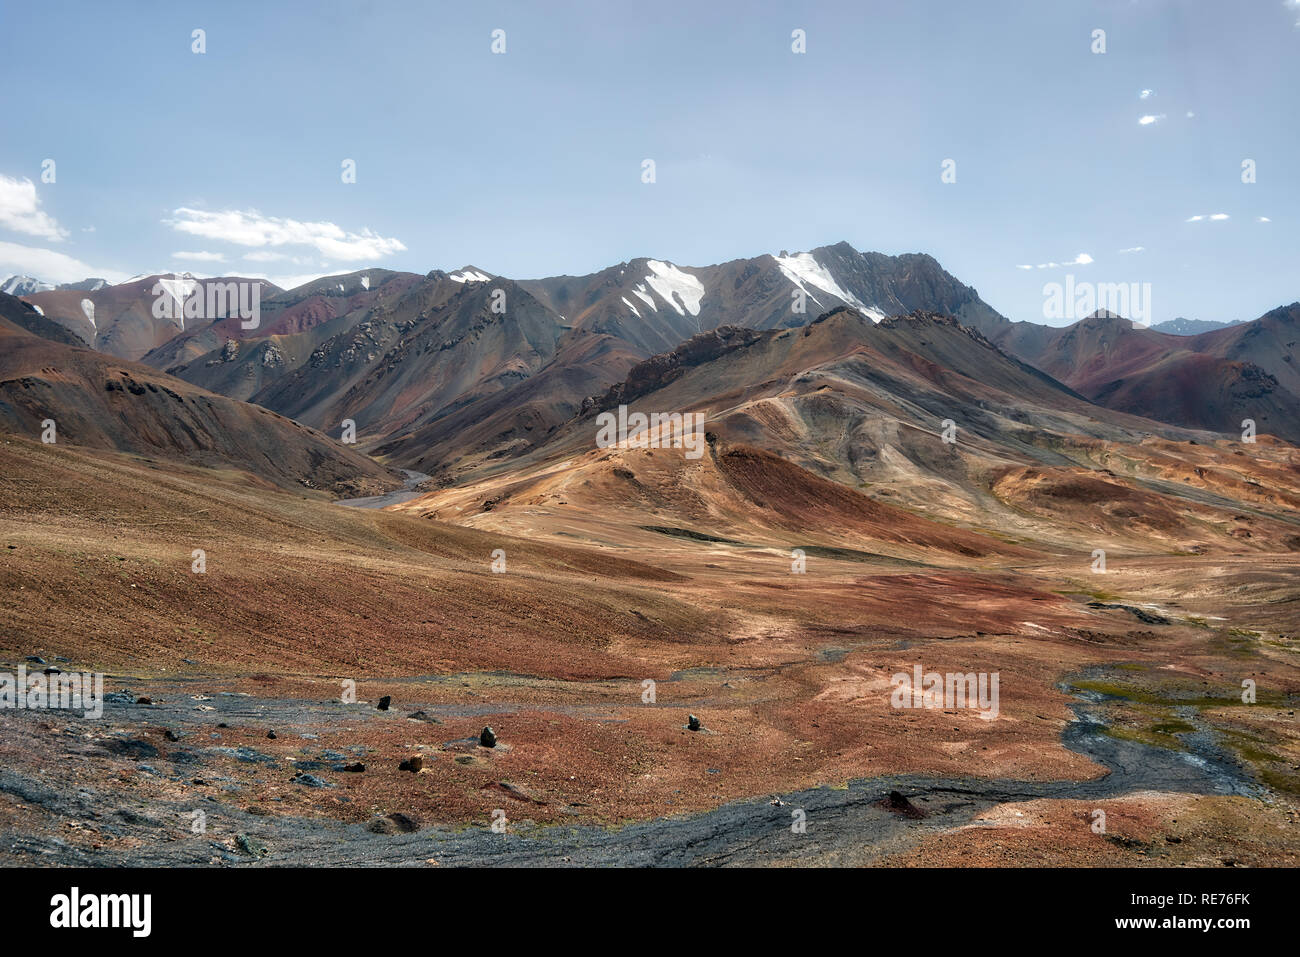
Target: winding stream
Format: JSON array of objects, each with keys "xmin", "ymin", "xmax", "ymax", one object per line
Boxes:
[{"xmin": 334, "ymin": 469, "xmax": 431, "ymax": 509}]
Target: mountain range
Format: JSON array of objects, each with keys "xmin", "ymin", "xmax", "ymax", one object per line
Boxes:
[{"xmin": 9, "ymin": 241, "xmax": 1295, "ymax": 457}]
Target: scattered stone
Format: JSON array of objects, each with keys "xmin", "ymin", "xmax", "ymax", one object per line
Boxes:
[
  {"xmin": 101, "ymin": 738, "xmax": 159, "ymax": 760},
  {"xmin": 479, "ymin": 726, "xmax": 497, "ymax": 748},
  {"xmin": 266, "ymin": 731, "xmax": 277, "ymax": 739},
  {"xmin": 339, "ymin": 762, "xmax": 366, "ymax": 773},
  {"xmin": 377, "ymin": 695, "xmax": 391, "ymax": 711},
  {"xmin": 483, "ymin": 781, "xmax": 546, "ymax": 804},
  {"xmin": 687, "ymin": 714, "xmax": 701, "ymax": 732},
  {"xmin": 136, "ymin": 696, "xmax": 153, "ymax": 705},
  {"xmin": 26, "ymin": 656, "xmax": 45, "ymax": 665},
  {"xmin": 1086, "ymin": 602, "xmax": 1170, "ymax": 625},
  {"xmin": 884, "ymin": 790, "xmax": 925, "ymax": 819},
  {"xmin": 235, "ymin": 834, "xmax": 268, "ymax": 858},
  {"xmin": 366, "ymin": 812, "xmax": 420, "ymax": 835},
  {"xmin": 163, "ymin": 729, "xmax": 181, "ymax": 742},
  {"xmin": 292, "ymin": 772, "xmax": 332, "ymax": 788},
  {"xmin": 44, "ymin": 666, "xmax": 61, "ymax": 676},
  {"xmin": 398, "ymin": 756, "xmax": 424, "ymax": 772}
]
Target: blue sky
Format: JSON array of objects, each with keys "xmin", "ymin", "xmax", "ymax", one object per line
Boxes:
[{"xmin": 0, "ymin": 0, "xmax": 1296, "ymax": 324}]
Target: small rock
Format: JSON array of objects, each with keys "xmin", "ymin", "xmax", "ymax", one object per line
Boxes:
[
  {"xmin": 266, "ymin": 731, "xmax": 277, "ymax": 739},
  {"xmin": 377, "ymin": 695, "xmax": 391, "ymax": 711},
  {"xmin": 884, "ymin": 790, "xmax": 925, "ymax": 819},
  {"xmin": 687, "ymin": 714, "xmax": 701, "ymax": 732},
  {"xmin": 44, "ymin": 667, "xmax": 61, "ymax": 676},
  {"xmin": 479, "ymin": 726, "xmax": 497, "ymax": 748},
  {"xmin": 292, "ymin": 772, "xmax": 331, "ymax": 788},
  {"xmin": 366, "ymin": 812, "xmax": 420, "ymax": 834},
  {"xmin": 26, "ymin": 656, "xmax": 45, "ymax": 665},
  {"xmin": 235, "ymin": 834, "xmax": 268, "ymax": 858},
  {"xmin": 136, "ymin": 696, "xmax": 152, "ymax": 706},
  {"xmin": 398, "ymin": 756, "xmax": 423, "ymax": 772},
  {"xmin": 340, "ymin": 762, "xmax": 366, "ymax": 773},
  {"xmin": 163, "ymin": 729, "xmax": 181, "ymax": 742}
]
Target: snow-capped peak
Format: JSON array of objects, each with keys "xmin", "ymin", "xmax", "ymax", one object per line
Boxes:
[
  {"xmin": 2, "ymin": 275, "xmax": 54, "ymax": 296},
  {"xmin": 773, "ymin": 251, "xmax": 885, "ymax": 322}
]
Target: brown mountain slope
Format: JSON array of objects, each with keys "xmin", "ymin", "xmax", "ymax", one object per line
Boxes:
[
  {"xmin": 140, "ymin": 269, "xmax": 425, "ymax": 403},
  {"xmin": 23, "ymin": 274, "xmax": 282, "ymax": 360},
  {"xmin": 395, "ymin": 307, "xmax": 1300, "ymax": 561},
  {"xmin": 991, "ymin": 310, "xmax": 1300, "ymax": 442},
  {"xmin": 0, "ymin": 295, "xmax": 397, "ymax": 494}
]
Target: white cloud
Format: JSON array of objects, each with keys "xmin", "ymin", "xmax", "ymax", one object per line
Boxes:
[
  {"xmin": 1186, "ymin": 213, "xmax": 1230, "ymax": 222},
  {"xmin": 172, "ymin": 250, "xmax": 226, "ymax": 263},
  {"xmin": 1139, "ymin": 89, "xmax": 1154, "ymax": 99},
  {"xmin": 1016, "ymin": 252, "xmax": 1093, "ymax": 270},
  {"xmin": 0, "ymin": 240, "xmax": 128, "ymax": 284},
  {"xmin": 0, "ymin": 175, "xmax": 67, "ymax": 242},
  {"xmin": 1258, "ymin": 216, "xmax": 1272, "ymax": 223},
  {"xmin": 1138, "ymin": 114, "xmax": 1165, "ymax": 126},
  {"xmin": 1118, "ymin": 246, "xmax": 1145, "ymax": 254},
  {"xmin": 237, "ymin": 270, "xmax": 337, "ymax": 292},
  {"xmin": 1209, "ymin": 213, "xmax": 1230, "ymax": 220},
  {"xmin": 165, "ymin": 207, "xmax": 406, "ymax": 261}
]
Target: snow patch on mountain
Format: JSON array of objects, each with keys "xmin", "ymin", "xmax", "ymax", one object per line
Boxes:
[
  {"xmin": 80, "ymin": 298, "xmax": 96, "ymax": 329},
  {"xmin": 449, "ymin": 269, "xmax": 491, "ymax": 283},
  {"xmin": 621, "ymin": 295, "xmax": 641, "ymax": 318},
  {"xmin": 630, "ymin": 285, "xmax": 656, "ymax": 312},
  {"xmin": 360, "ymin": 275, "xmax": 370, "ymax": 291},
  {"xmin": 643, "ymin": 260, "xmax": 704, "ymax": 317},
  {"xmin": 774, "ymin": 252, "xmax": 885, "ymax": 322},
  {"xmin": 156, "ymin": 276, "xmax": 200, "ymax": 329}
]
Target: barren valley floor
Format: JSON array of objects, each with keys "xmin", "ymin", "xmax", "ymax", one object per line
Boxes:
[{"xmin": 1, "ymin": 436, "xmax": 1297, "ymax": 866}]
